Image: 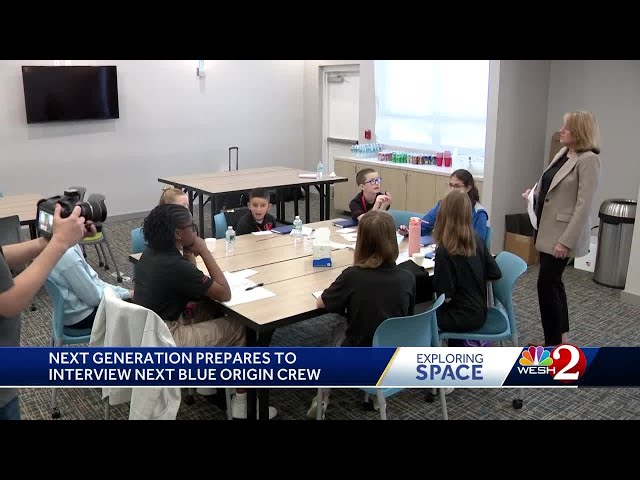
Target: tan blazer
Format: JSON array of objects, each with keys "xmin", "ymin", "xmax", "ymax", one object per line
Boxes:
[{"xmin": 534, "ymin": 146, "xmax": 601, "ymax": 258}]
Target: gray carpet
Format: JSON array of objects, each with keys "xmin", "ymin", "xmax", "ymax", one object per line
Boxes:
[{"xmin": 14, "ymin": 194, "xmax": 640, "ymax": 420}]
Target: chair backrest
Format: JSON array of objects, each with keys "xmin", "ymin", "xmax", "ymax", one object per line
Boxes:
[
  {"xmin": 44, "ymin": 278, "xmax": 92, "ymax": 345},
  {"xmin": 0, "ymin": 215, "xmax": 21, "ymax": 247},
  {"xmin": 131, "ymin": 227, "xmax": 146, "ymax": 254},
  {"xmin": 214, "ymin": 212, "xmax": 228, "ymax": 239},
  {"xmin": 386, "ymin": 209, "xmax": 423, "ymax": 228},
  {"xmin": 493, "ymin": 251, "xmax": 527, "ymax": 335},
  {"xmin": 86, "ymin": 193, "xmax": 106, "ymax": 203},
  {"xmin": 485, "ymin": 226, "xmax": 493, "ymax": 252},
  {"xmin": 373, "ymin": 295, "xmax": 445, "ymax": 348},
  {"xmin": 68, "ymin": 186, "xmax": 87, "ymax": 201}
]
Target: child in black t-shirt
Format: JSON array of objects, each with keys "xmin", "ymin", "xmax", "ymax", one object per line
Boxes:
[
  {"xmin": 432, "ymin": 190, "xmax": 502, "ymax": 333},
  {"xmin": 235, "ymin": 188, "xmax": 278, "ymax": 236},
  {"xmin": 349, "ymin": 168, "xmax": 392, "ymax": 221},
  {"xmin": 308, "ymin": 210, "xmax": 415, "ymax": 418}
]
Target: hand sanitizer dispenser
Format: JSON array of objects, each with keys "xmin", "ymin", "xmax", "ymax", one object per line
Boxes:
[{"xmin": 313, "ymin": 227, "xmax": 332, "ymax": 267}]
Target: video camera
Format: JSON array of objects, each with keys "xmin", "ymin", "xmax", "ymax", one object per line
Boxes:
[{"xmin": 36, "ymin": 189, "xmax": 107, "ymax": 239}]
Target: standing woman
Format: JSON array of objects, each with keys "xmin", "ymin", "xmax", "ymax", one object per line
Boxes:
[{"xmin": 523, "ymin": 111, "xmax": 601, "ymax": 347}]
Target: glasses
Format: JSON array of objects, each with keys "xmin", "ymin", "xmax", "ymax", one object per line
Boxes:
[
  {"xmin": 447, "ymin": 181, "xmax": 465, "ymax": 189},
  {"xmin": 365, "ymin": 177, "xmax": 382, "ymax": 185}
]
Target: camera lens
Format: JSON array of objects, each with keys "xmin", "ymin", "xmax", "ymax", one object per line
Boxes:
[{"xmin": 78, "ymin": 200, "xmax": 107, "ymax": 223}]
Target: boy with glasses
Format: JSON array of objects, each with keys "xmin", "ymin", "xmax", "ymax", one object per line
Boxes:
[{"xmin": 349, "ymin": 168, "xmax": 393, "ymax": 221}]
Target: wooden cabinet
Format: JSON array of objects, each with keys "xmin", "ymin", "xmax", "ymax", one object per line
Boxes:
[
  {"xmin": 378, "ymin": 166, "xmax": 407, "ymax": 211},
  {"xmin": 333, "ymin": 159, "xmax": 358, "ymax": 213},
  {"xmin": 434, "ymin": 176, "xmax": 449, "ymax": 207},
  {"xmin": 406, "ymin": 171, "xmax": 435, "ymax": 213}
]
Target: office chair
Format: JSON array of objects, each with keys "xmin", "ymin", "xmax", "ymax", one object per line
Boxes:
[
  {"xmin": 80, "ymin": 193, "xmax": 123, "ymax": 282},
  {"xmin": 386, "ymin": 209, "xmax": 423, "ymax": 228},
  {"xmin": 44, "ymin": 278, "xmax": 93, "ymax": 419},
  {"xmin": 315, "ymin": 295, "xmax": 448, "ymax": 420}
]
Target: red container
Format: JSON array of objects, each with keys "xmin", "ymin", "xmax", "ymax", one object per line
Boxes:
[
  {"xmin": 444, "ymin": 150, "xmax": 452, "ymax": 167},
  {"xmin": 436, "ymin": 152, "xmax": 444, "ymax": 167}
]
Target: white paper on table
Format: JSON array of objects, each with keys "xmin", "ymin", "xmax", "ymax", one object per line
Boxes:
[
  {"xmin": 339, "ymin": 227, "xmax": 357, "ymax": 234},
  {"xmin": 527, "ymin": 183, "xmax": 538, "ymax": 230},
  {"xmin": 298, "ymin": 173, "xmax": 318, "ymax": 178},
  {"xmin": 396, "ymin": 234, "xmax": 404, "ymax": 245},
  {"xmin": 329, "ymin": 241, "xmax": 350, "ymax": 250},
  {"xmin": 340, "ymin": 233, "xmax": 358, "ymax": 242},
  {"xmin": 233, "ymin": 269, "xmax": 259, "ymax": 279},
  {"xmin": 301, "ymin": 226, "xmax": 314, "ymax": 236},
  {"xmin": 222, "ymin": 271, "xmax": 275, "ymax": 306},
  {"xmin": 312, "ymin": 290, "xmax": 324, "ymax": 299},
  {"xmin": 251, "ymin": 230, "xmax": 274, "ymax": 236},
  {"xmin": 395, "ymin": 251, "xmax": 410, "ymax": 265}
]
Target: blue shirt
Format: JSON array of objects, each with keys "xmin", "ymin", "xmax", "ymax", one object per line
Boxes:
[
  {"xmin": 421, "ymin": 201, "xmax": 488, "ymax": 241},
  {"xmin": 48, "ymin": 245, "xmax": 130, "ymax": 326}
]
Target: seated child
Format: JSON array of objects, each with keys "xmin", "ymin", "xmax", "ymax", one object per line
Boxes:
[
  {"xmin": 308, "ymin": 210, "xmax": 416, "ymax": 418},
  {"xmin": 234, "ymin": 188, "xmax": 277, "ymax": 236},
  {"xmin": 422, "ymin": 169, "xmax": 487, "ymax": 240},
  {"xmin": 349, "ymin": 168, "xmax": 392, "ymax": 221},
  {"xmin": 433, "ymin": 190, "xmax": 501, "ymax": 333}
]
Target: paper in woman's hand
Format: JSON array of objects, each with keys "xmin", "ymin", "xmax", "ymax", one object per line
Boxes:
[{"xmin": 527, "ymin": 183, "xmax": 538, "ymax": 230}]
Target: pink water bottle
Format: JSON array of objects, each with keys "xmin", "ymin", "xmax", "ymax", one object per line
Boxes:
[
  {"xmin": 436, "ymin": 152, "xmax": 444, "ymax": 167},
  {"xmin": 444, "ymin": 150, "xmax": 452, "ymax": 167},
  {"xmin": 408, "ymin": 217, "xmax": 421, "ymax": 256}
]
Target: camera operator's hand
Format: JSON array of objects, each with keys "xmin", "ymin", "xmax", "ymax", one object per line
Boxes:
[{"xmin": 51, "ymin": 205, "xmax": 88, "ymax": 250}]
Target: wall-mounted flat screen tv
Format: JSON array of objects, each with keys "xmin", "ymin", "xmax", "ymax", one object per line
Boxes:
[{"xmin": 21, "ymin": 65, "xmax": 120, "ymax": 124}]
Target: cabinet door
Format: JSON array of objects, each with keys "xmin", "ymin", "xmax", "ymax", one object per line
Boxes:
[
  {"xmin": 406, "ymin": 171, "xmax": 436, "ymax": 214},
  {"xmin": 334, "ymin": 160, "xmax": 357, "ymax": 213},
  {"xmin": 378, "ymin": 166, "xmax": 407, "ymax": 211},
  {"xmin": 434, "ymin": 175, "xmax": 449, "ymax": 205}
]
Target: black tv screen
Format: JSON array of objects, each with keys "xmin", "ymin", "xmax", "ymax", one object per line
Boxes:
[{"xmin": 21, "ymin": 65, "xmax": 120, "ymax": 124}]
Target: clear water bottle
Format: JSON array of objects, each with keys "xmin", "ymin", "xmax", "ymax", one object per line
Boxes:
[
  {"xmin": 225, "ymin": 226, "xmax": 236, "ymax": 253},
  {"xmin": 316, "ymin": 160, "xmax": 324, "ymax": 179},
  {"xmin": 292, "ymin": 215, "xmax": 303, "ymax": 238}
]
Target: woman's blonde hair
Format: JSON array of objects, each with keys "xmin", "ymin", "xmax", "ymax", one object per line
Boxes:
[
  {"xmin": 433, "ymin": 190, "xmax": 476, "ymax": 257},
  {"xmin": 159, "ymin": 187, "xmax": 187, "ymax": 206},
  {"xmin": 353, "ymin": 210, "xmax": 399, "ymax": 268},
  {"xmin": 564, "ymin": 111, "xmax": 600, "ymax": 154}
]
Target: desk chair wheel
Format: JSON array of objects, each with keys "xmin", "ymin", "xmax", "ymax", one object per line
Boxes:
[
  {"xmin": 424, "ymin": 391, "xmax": 436, "ymax": 403},
  {"xmin": 52, "ymin": 407, "xmax": 61, "ymax": 419},
  {"xmin": 512, "ymin": 399, "xmax": 523, "ymax": 409}
]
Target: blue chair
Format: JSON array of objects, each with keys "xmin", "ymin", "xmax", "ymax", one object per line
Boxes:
[
  {"xmin": 131, "ymin": 227, "xmax": 146, "ymax": 254},
  {"xmin": 44, "ymin": 278, "xmax": 93, "ymax": 419},
  {"xmin": 315, "ymin": 295, "xmax": 448, "ymax": 420},
  {"xmin": 485, "ymin": 225, "xmax": 493, "ymax": 252},
  {"xmin": 213, "ymin": 212, "xmax": 228, "ymax": 239},
  {"xmin": 387, "ymin": 209, "xmax": 423, "ymax": 228},
  {"xmin": 434, "ymin": 251, "xmax": 527, "ymax": 408}
]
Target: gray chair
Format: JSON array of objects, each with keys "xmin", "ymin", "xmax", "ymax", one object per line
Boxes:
[{"xmin": 80, "ymin": 193, "xmax": 123, "ymax": 283}]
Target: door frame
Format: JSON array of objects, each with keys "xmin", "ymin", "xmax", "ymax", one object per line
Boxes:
[{"xmin": 321, "ymin": 64, "xmax": 360, "ymax": 176}]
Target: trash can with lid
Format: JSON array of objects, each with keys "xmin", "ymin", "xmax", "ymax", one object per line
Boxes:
[{"xmin": 593, "ymin": 199, "xmax": 637, "ymax": 288}]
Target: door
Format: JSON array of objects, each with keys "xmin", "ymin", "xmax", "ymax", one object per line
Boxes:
[{"xmin": 322, "ymin": 65, "xmax": 360, "ymax": 177}]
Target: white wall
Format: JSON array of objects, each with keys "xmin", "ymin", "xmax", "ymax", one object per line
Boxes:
[
  {"xmin": 303, "ymin": 60, "xmax": 375, "ymax": 171},
  {"xmin": 0, "ymin": 60, "xmax": 305, "ymax": 216},
  {"xmin": 545, "ymin": 60, "xmax": 640, "ymax": 226},
  {"xmin": 486, "ymin": 60, "xmax": 551, "ymax": 251},
  {"xmin": 621, "ymin": 184, "xmax": 640, "ymax": 305}
]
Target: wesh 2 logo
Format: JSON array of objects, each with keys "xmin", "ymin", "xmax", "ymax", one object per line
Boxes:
[{"xmin": 517, "ymin": 345, "xmax": 587, "ymax": 381}]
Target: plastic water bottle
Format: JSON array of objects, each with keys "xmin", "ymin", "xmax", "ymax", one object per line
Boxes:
[
  {"xmin": 292, "ymin": 216, "xmax": 303, "ymax": 238},
  {"xmin": 316, "ymin": 160, "xmax": 324, "ymax": 179},
  {"xmin": 225, "ymin": 226, "xmax": 236, "ymax": 253}
]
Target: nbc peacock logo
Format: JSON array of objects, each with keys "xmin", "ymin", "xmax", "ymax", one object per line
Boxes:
[{"xmin": 517, "ymin": 346, "xmax": 556, "ymax": 376}]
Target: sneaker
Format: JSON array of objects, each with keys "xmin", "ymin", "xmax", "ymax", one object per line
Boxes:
[
  {"xmin": 196, "ymin": 388, "xmax": 217, "ymax": 396},
  {"xmin": 306, "ymin": 395, "xmax": 329, "ymax": 420},
  {"xmin": 444, "ymin": 387, "xmax": 454, "ymax": 395},
  {"xmin": 231, "ymin": 393, "xmax": 277, "ymax": 420}
]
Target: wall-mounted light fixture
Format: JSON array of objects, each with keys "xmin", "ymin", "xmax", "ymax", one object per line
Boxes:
[{"xmin": 197, "ymin": 60, "xmax": 206, "ymax": 78}]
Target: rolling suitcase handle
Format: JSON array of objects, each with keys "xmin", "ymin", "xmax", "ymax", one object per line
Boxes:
[{"xmin": 229, "ymin": 146, "xmax": 239, "ymax": 171}]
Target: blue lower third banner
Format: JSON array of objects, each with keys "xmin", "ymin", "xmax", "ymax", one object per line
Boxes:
[{"xmin": 1, "ymin": 345, "xmax": 640, "ymax": 388}]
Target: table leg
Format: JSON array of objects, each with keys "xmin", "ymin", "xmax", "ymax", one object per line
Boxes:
[
  {"xmin": 324, "ymin": 184, "xmax": 331, "ymax": 220},
  {"xmin": 198, "ymin": 193, "xmax": 205, "ymax": 238},
  {"xmin": 304, "ymin": 186, "xmax": 310, "ymax": 223}
]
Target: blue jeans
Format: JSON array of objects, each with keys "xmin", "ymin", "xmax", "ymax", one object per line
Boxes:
[{"xmin": 0, "ymin": 396, "xmax": 20, "ymax": 420}]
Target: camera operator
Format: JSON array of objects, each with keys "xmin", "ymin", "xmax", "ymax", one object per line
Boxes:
[{"xmin": 0, "ymin": 204, "xmax": 95, "ymax": 420}]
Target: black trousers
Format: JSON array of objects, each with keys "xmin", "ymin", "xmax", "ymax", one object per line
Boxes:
[{"xmin": 537, "ymin": 252, "xmax": 569, "ymax": 346}]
